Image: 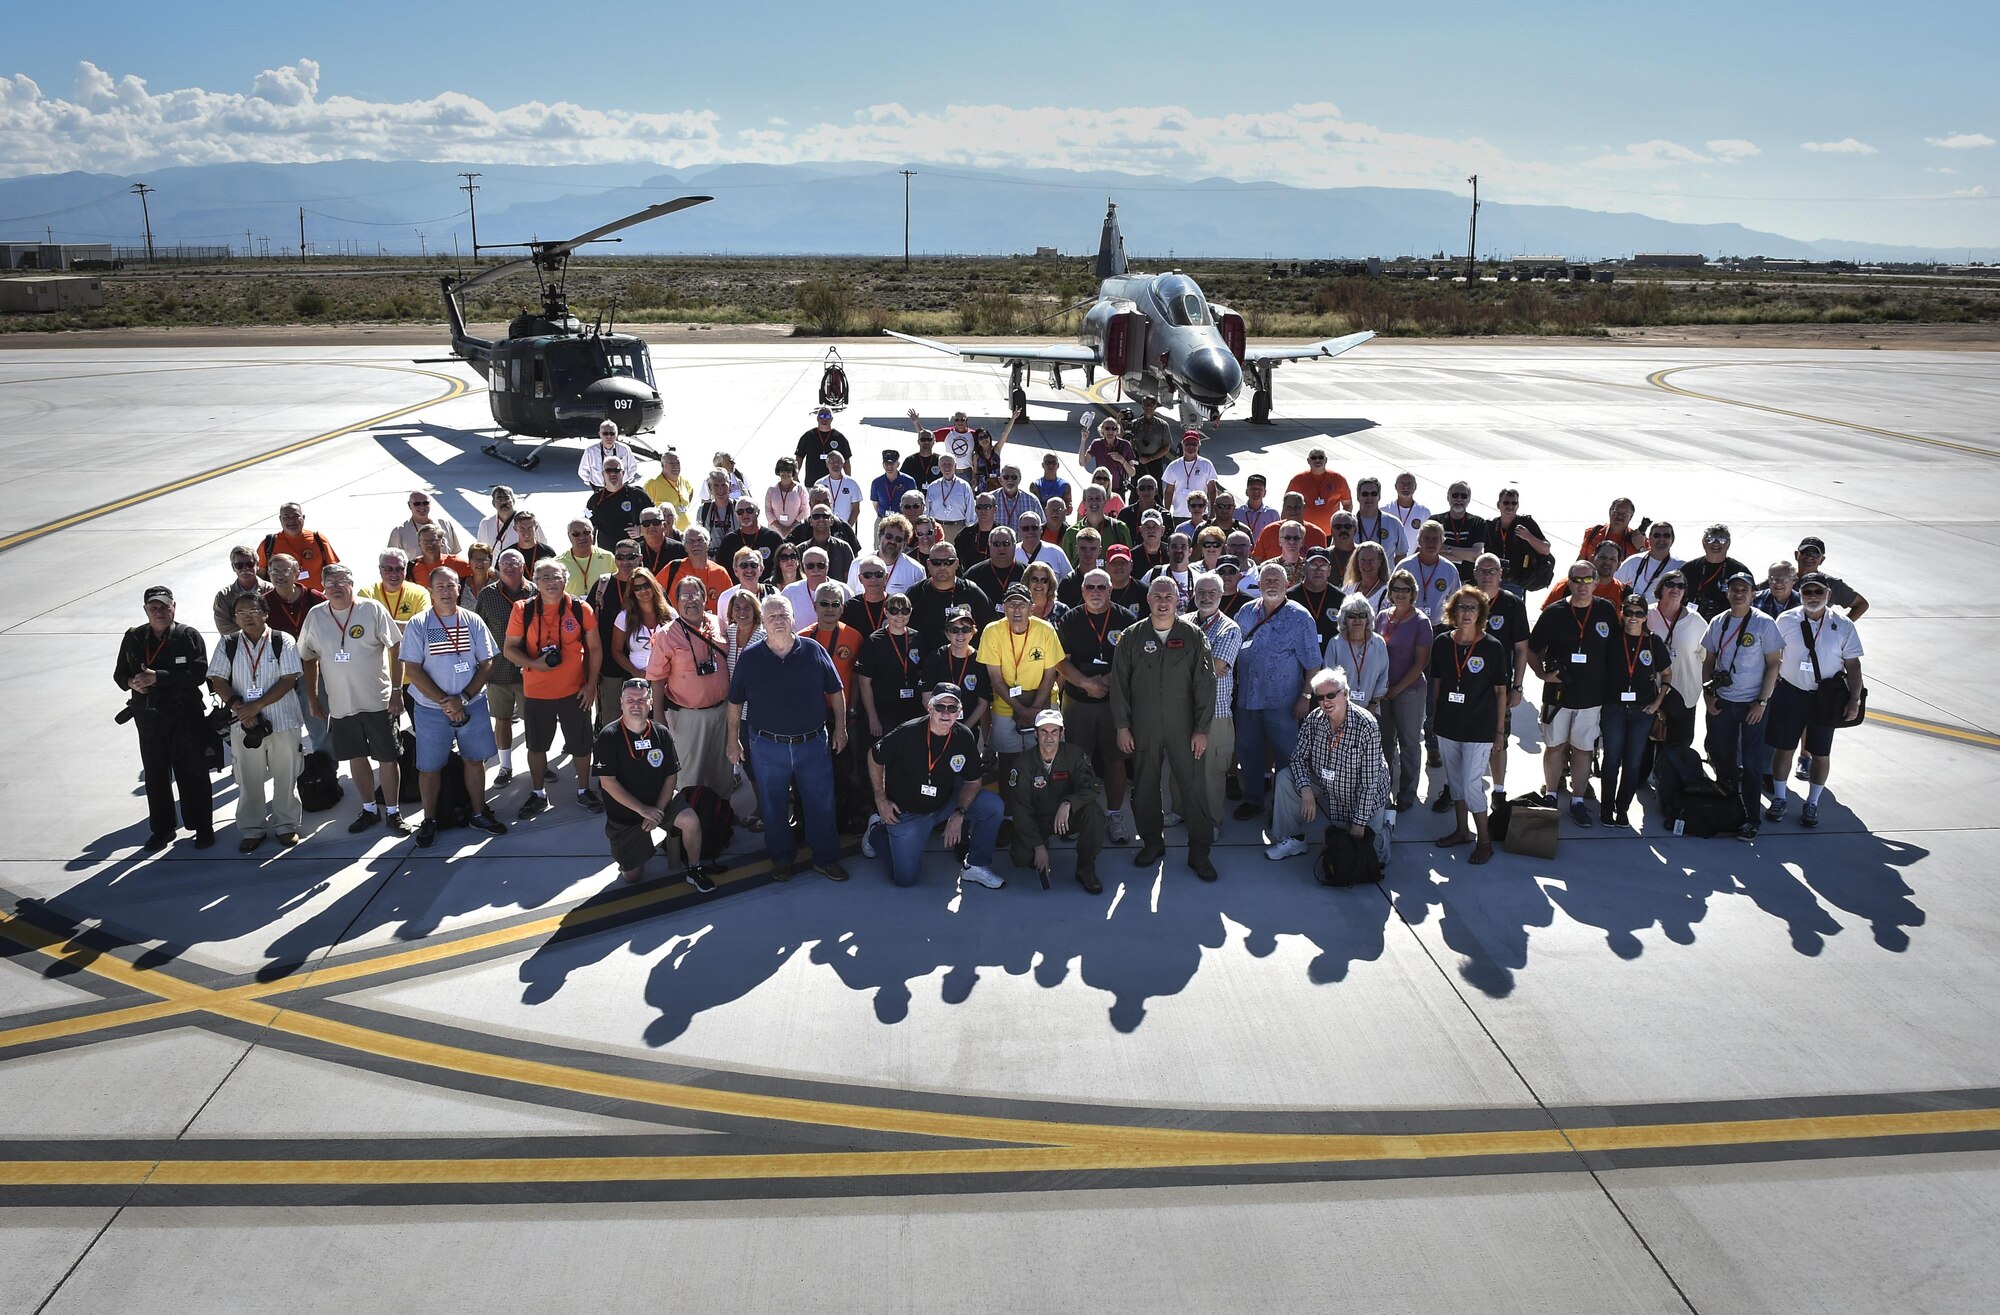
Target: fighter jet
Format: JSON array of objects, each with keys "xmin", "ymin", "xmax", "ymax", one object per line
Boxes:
[{"xmin": 885, "ymin": 201, "xmax": 1373, "ymax": 427}]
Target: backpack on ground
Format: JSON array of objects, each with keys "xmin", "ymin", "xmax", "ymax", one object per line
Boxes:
[
  {"xmin": 396, "ymin": 723, "xmax": 424, "ymax": 804},
  {"xmin": 432, "ymin": 751, "xmax": 473, "ymax": 828},
  {"xmin": 1500, "ymin": 794, "xmax": 1560, "ymax": 859},
  {"xmin": 1654, "ymin": 745, "xmax": 1745, "ymax": 837},
  {"xmin": 1317, "ymin": 825, "xmax": 1383, "ymax": 887},
  {"xmin": 298, "ymin": 749, "xmax": 344, "ymax": 812},
  {"xmin": 682, "ymin": 785, "xmax": 736, "ymax": 862}
]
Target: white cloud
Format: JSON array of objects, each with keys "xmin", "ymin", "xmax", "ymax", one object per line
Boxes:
[
  {"xmin": 1801, "ymin": 138, "xmax": 1878, "ymax": 154},
  {"xmin": 1952, "ymin": 185, "xmax": 1988, "ymax": 197},
  {"xmin": 0, "ymin": 60, "xmax": 722, "ymax": 171},
  {"xmin": 1583, "ymin": 138, "xmax": 1759, "ymax": 170},
  {"xmin": 1705, "ymin": 139, "xmax": 1760, "ymax": 160},
  {"xmin": 1926, "ymin": 132, "xmax": 1994, "ymax": 149}
]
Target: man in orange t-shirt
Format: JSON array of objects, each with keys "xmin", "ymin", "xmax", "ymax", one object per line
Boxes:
[
  {"xmin": 1283, "ymin": 449, "xmax": 1352, "ymax": 532},
  {"xmin": 502, "ymin": 558, "xmax": 603, "ymax": 818},
  {"xmin": 259, "ymin": 502, "xmax": 340, "ymax": 589},
  {"xmin": 1251, "ymin": 495, "xmax": 1328, "ymax": 559},
  {"xmin": 659, "ymin": 526, "xmax": 733, "ymax": 613}
]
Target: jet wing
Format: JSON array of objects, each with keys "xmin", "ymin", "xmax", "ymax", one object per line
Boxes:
[
  {"xmin": 883, "ymin": 330, "xmax": 1099, "ymax": 367},
  {"xmin": 1245, "ymin": 330, "xmax": 1376, "ymax": 365}
]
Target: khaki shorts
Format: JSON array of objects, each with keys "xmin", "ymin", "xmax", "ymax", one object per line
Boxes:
[
  {"xmin": 486, "ymin": 683, "xmax": 523, "ymax": 724},
  {"xmin": 1540, "ymin": 704, "xmax": 1602, "ymax": 751}
]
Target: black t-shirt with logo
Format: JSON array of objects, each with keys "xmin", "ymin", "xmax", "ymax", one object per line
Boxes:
[
  {"xmin": 588, "ymin": 486, "xmax": 655, "ymax": 550},
  {"xmin": 1528, "ymin": 596, "xmax": 1619, "ymax": 709},
  {"xmin": 590, "ymin": 719, "xmax": 681, "ymax": 826},
  {"xmin": 793, "ymin": 427, "xmax": 852, "ymax": 486},
  {"xmin": 1482, "ymin": 589, "xmax": 1531, "ymax": 685},
  {"xmin": 909, "ymin": 579, "xmax": 994, "ymax": 638},
  {"xmin": 1428, "ymin": 633, "xmax": 1508, "ymax": 743},
  {"xmin": 921, "ymin": 643, "xmax": 994, "ymax": 711},
  {"xmin": 1437, "ymin": 511, "xmax": 1487, "ymax": 583},
  {"xmin": 1686, "ymin": 555, "xmax": 1751, "ymax": 620},
  {"xmin": 1287, "ymin": 582, "xmax": 1348, "ymax": 648},
  {"xmin": 1057, "ymin": 603, "xmax": 1137, "ymax": 702},
  {"xmin": 855, "ymin": 626, "xmax": 930, "ymax": 730},
  {"xmin": 1603, "ymin": 629, "xmax": 1672, "ymax": 708},
  {"xmin": 870, "ymin": 717, "xmax": 981, "ymax": 814}
]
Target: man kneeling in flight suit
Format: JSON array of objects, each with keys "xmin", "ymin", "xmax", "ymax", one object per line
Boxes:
[{"xmin": 1006, "ymin": 708, "xmax": 1108, "ymax": 893}]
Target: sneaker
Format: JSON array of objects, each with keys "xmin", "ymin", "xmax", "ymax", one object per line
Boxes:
[
  {"xmin": 960, "ymin": 864, "xmax": 1004, "ymax": 890},
  {"xmin": 1795, "ymin": 757, "xmax": 1811, "ymax": 782},
  {"xmin": 1431, "ymin": 791, "xmax": 1454, "ymax": 813},
  {"xmin": 860, "ymin": 817, "xmax": 882, "ymax": 859},
  {"xmin": 684, "ymin": 865, "xmax": 717, "ymax": 894},
  {"xmin": 1265, "ymin": 836, "xmax": 1309, "ymax": 862},
  {"xmin": 276, "ymin": 830, "xmax": 301, "ymax": 846},
  {"xmin": 1766, "ymin": 797, "xmax": 1788, "ymax": 822},
  {"xmin": 1162, "ymin": 810, "xmax": 1183, "ymax": 829},
  {"xmin": 1801, "ymin": 801, "xmax": 1820, "ymax": 828},
  {"xmin": 414, "ymin": 819, "xmax": 436, "ymax": 849},
  {"xmin": 1599, "ymin": 801, "xmax": 1615, "ymax": 826},
  {"xmin": 575, "ymin": 788, "xmax": 605, "ymax": 814},
  {"xmin": 1568, "ymin": 799, "xmax": 1592, "ymax": 828},
  {"xmin": 1106, "ymin": 811, "xmax": 1133, "ymax": 845},
  {"xmin": 517, "ymin": 793, "xmax": 549, "ymax": 820},
  {"xmin": 1737, "ymin": 823, "xmax": 1759, "ymax": 842},
  {"xmin": 1231, "ymin": 801, "xmax": 1263, "ymax": 822},
  {"xmin": 383, "ymin": 811, "xmax": 411, "ymax": 836},
  {"xmin": 1426, "ymin": 747, "xmax": 1442, "ymax": 768},
  {"xmin": 238, "ymin": 834, "xmax": 264, "ymax": 853},
  {"xmin": 771, "ymin": 859, "xmax": 797, "ymax": 882},
  {"xmin": 468, "ymin": 811, "xmax": 507, "ymax": 835},
  {"xmin": 493, "ymin": 766, "xmax": 514, "ymax": 786},
  {"xmin": 814, "ymin": 860, "xmax": 850, "ymax": 882},
  {"xmin": 347, "ymin": 808, "xmax": 382, "ymax": 834}
]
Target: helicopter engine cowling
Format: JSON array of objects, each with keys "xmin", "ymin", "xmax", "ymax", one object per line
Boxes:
[{"xmin": 553, "ymin": 375, "xmax": 663, "ymax": 437}]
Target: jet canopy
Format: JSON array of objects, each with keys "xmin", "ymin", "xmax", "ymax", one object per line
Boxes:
[{"xmin": 1154, "ymin": 274, "xmax": 1211, "ymax": 327}]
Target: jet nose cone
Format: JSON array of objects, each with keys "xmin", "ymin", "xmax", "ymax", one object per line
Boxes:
[{"xmin": 1183, "ymin": 348, "xmax": 1242, "ymax": 405}]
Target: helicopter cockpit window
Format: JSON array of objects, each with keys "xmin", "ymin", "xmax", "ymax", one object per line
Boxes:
[{"xmin": 1154, "ymin": 275, "xmax": 1210, "ymax": 327}]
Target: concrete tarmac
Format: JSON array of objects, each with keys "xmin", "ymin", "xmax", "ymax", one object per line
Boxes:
[{"xmin": 1, "ymin": 339, "xmax": 1997, "ymax": 1313}]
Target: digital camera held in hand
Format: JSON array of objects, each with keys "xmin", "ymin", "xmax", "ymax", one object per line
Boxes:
[{"xmin": 540, "ymin": 644, "xmax": 563, "ymax": 670}]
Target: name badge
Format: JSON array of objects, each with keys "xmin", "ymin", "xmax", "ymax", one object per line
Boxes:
[
  {"xmin": 1447, "ymin": 691, "xmax": 1465, "ymax": 704},
  {"xmin": 899, "ymin": 687, "xmax": 916, "ymax": 700},
  {"xmin": 634, "ymin": 739, "xmax": 650, "ymax": 750},
  {"xmin": 1799, "ymin": 660, "xmax": 1815, "ymax": 673},
  {"xmin": 1569, "ymin": 651, "xmax": 1587, "ymax": 664},
  {"xmin": 453, "ymin": 661, "xmax": 472, "ymax": 674},
  {"xmin": 920, "ymin": 783, "xmax": 939, "ymax": 798},
  {"xmin": 1319, "ymin": 767, "xmax": 1336, "ymax": 781},
  {"xmin": 333, "ymin": 651, "xmax": 352, "ymax": 663},
  {"xmin": 1008, "ymin": 685, "xmax": 1023, "ymax": 699},
  {"xmin": 1621, "ymin": 691, "xmax": 1637, "ymax": 702},
  {"xmin": 243, "ymin": 685, "xmax": 262, "ymax": 700},
  {"xmin": 1313, "ymin": 497, "xmax": 1325, "ymax": 506}
]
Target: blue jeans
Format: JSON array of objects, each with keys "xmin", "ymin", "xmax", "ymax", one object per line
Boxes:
[
  {"xmin": 747, "ymin": 732, "xmax": 842, "ymax": 866},
  {"xmin": 1707, "ymin": 698, "xmax": 1767, "ymax": 821},
  {"xmin": 882, "ymin": 789, "xmax": 1004, "ymax": 887},
  {"xmin": 1234, "ymin": 704, "xmax": 1301, "ymax": 807},
  {"xmin": 1599, "ymin": 702, "xmax": 1654, "ymax": 813}
]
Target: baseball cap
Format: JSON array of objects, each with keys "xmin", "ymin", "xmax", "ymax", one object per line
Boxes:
[
  {"xmin": 1105, "ymin": 544, "xmax": 1133, "ymax": 561},
  {"xmin": 1182, "ymin": 428, "xmax": 1203, "ymax": 441},
  {"xmin": 816, "ymin": 407, "xmax": 833, "ymax": 420},
  {"xmin": 929, "ymin": 681, "xmax": 965, "ymax": 702},
  {"xmin": 1796, "ymin": 572, "xmax": 1831, "ymax": 591},
  {"xmin": 1304, "ymin": 547, "xmax": 1333, "ymax": 564},
  {"xmin": 1034, "ymin": 708, "xmax": 1064, "ymax": 729},
  {"xmin": 1141, "ymin": 510, "xmax": 1165, "ymax": 525},
  {"xmin": 881, "ymin": 448, "xmax": 900, "ymax": 462},
  {"xmin": 1002, "ymin": 583, "xmax": 1033, "ymax": 604},
  {"xmin": 1725, "ymin": 570, "xmax": 1755, "ymax": 586},
  {"xmin": 1796, "ymin": 536, "xmax": 1826, "ymax": 554},
  {"xmin": 1215, "ymin": 555, "xmax": 1244, "ymax": 574},
  {"xmin": 142, "ymin": 585, "xmax": 174, "ymax": 604}
]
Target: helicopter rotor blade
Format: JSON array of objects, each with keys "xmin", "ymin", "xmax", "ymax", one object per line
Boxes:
[
  {"xmin": 453, "ymin": 254, "xmax": 539, "ymax": 296},
  {"xmin": 536, "ymin": 196, "xmax": 714, "ymax": 261}
]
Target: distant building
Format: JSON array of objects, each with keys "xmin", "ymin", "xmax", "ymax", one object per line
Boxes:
[
  {"xmin": 1632, "ymin": 253, "xmax": 1706, "ymax": 269},
  {"xmin": 1033, "ymin": 246, "xmax": 1060, "ymax": 259},
  {"xmin": 0, "ymin": 242, "xmax": 114, "ymax": 270},
  {"xmin": 0, "ymin": 274, "xmax": 105, "ymax": 312}
]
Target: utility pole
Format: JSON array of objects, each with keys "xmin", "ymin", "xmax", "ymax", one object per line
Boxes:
[
  {"xmin": 416, "ymin": 230, "xmax": 427, "ymax": 261},
  {"xmin": 457, "ymin": 171, "xmax": 482, "ymax": 258},
  {"xmin": 130, "ymin": 183, "xmax": 156, "ymax": 266},
  {"xmin": 899, "ymin": 169, "xmax": 915, "ymax": 270},
  {"xmin": 1465, "ymin": 174, "xmax": 1480, "ymax": 284},
  {"xmin": 299, "ymin": 207, "xmax": 307, "ymax": 263},
  {"xmin": 244, "ymin": 230, "xmax": 252, "ymax": 261}
]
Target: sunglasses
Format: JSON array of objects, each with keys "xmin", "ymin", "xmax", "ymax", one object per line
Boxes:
[
  {"xmin": 232, "ymin": 559, "xmax": 256, "ymax": 569},
  {"xmin": 1315, "ymin": 690, "xmax": 1347, "ymax": 703},
  {"xmin": 804, "ymin": 561, "xmax": 828, "ymax": 571},
  {"xmin": 881, "ymin": 534, "xmax": 906, "ymax": 545},
  {"xmin": 614, "ymin": 553, "xmax": 639, "ymax": 562},
  {"xmin": 569, "ymin": 530, "xmax": 592, "ymax": 538},
  {"xmin": 948, "ymin": 624, "xmax": 975, "ymax": 633},
  {"xmin": 886, "ymin": 603, "xmax": 912, "ymax": 615},
  {"xmin": 861, "ymin": 570, "xmax": 886, "ymax": 580},
  {"xmin": 928, "ymin": 557, "xmax": 954, "ymax": 567}
]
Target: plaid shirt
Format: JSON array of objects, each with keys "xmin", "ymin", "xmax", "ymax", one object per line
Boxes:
[
  {"xmin": 1289, "ymin": 704, "xmax": 1390, "ymax": 828},
  {"xmin": 1188, "ymin": 608, "xmax": 1242, "ymax": 718}
]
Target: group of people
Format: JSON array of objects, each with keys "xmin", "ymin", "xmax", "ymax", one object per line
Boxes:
[{"xmin": 118, "ymin": 406, "xmax": 1869, "ymax": 890}]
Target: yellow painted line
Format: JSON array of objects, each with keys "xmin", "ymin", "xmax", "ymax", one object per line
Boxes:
[
  {"xmin": 4, "ymin": 1107, "xmax": 1998, "ymax": 1189},
  {"xmin": 1647, "ymin": 365, "xmax": 2000, "ymax": 460},
  {"xmin": 1868, "ymin": 710, "xmax": 2000, "ymax": 749},
  {"xmin": 0, "ymin": 364, "xmax": 472, "ymax": 553}
]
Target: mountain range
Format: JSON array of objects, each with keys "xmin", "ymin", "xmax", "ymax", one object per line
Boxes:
[{"xmin": 3, "ymin": 160, "xmax": 1992, "ymax": 264}]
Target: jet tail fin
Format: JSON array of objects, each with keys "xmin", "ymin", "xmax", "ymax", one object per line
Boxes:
[{"xmin": 1094, "ymin": 201, "xmax": 1126, "ymax": 278}]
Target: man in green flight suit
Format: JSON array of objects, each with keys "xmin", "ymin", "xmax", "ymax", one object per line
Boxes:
[
  {"xmin": 1111, "ymin": 576, "xmax": 1218, "ymax": 880},
  {"xmin": 1006, "ymin": 708, "xmax": 1109, "ymax": 893}
]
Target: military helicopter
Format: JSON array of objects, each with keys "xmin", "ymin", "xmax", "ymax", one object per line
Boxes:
[
  {"xmin": 436, "ymin": 196, "xmax": 712, "ymax": 469},
  {"xmin": 888, "ymin": 201, "xmax": 1372, "ymax": 427}
]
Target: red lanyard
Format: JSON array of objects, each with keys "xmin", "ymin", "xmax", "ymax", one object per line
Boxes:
[
  {"xmin": 620, "ymin": 721, "xmax": 652, "ymax": 760},
  {"xmin": 1346, "ymin": 636, "xmax": 1368, "ymax": 676},
  {"xmin": 241, "ymin": 633, "xmax": 271, "ymax": 680},
  {"xmin": 1620, "ymin": 631, "xmax": 1646, "ymax": 679},
  {"xmin": 925, "ymin": 730, "xmax": 952, "ymax": 775},
  {"xmin": 1416, "ymin": 559, "xmax": 1446, "ymax": 600},
  {"xmin": 947, "ymin": 648, "xmax": 974, "ymax": 688},
  {"xmin": 437, "ymin": 614, "xmax": 467, "ymax": 653},
  {"xmin": 1087, "ymin": 608, "xmax": 1113, "ymax": 648},
  {"xmin": 143, "ymin": 627, "xmax": 172, "ymax": 666},
  {"xmin": 1451, "ymin": 637, "xmax": 1477, "ymax": 682},
  {"xmin": 886, "ymin": 629, "xmax": 914, "ymax": 676},
  {"xmin": 330, "ymin": 604, "xmax": 356, "ymax": 651},
  {"xmin": 1006, "ymin": 624, "xmax": 1032, "ymax": 675},
  {"xmin": 862, "ymin": 597, "xmax": 886, "ymax": 632}
]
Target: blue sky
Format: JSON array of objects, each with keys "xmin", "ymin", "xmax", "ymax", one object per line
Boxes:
[{"xmin": 1, "ymin": 0, "xmax": 1993, "ymax": 248}]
